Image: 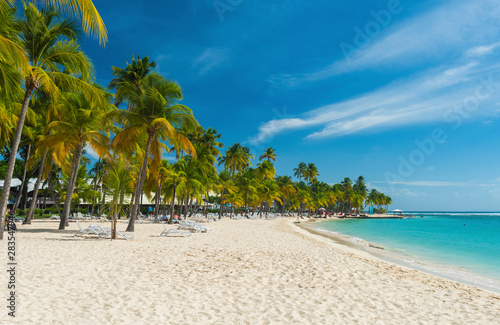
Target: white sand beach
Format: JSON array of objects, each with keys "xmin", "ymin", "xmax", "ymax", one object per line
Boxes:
[{"xmin": 2, "ymin": 218, "xmax": 500, "ymax": 324}]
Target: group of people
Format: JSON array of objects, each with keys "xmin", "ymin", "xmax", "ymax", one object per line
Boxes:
[{"xmin": 158, "ymin": 213, "xmax": 181, "ymax": 224}]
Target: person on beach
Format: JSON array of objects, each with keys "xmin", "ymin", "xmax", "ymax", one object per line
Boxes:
[{"xmin": 173, "ymin": 214, "xmax": 179, "ymax": 224}]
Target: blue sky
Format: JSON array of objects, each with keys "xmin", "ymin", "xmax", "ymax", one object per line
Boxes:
[{"xmin": 81, "ymin": 0, "xmax": 500, "ymax": 211}]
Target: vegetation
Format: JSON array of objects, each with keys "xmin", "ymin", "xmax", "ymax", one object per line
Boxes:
[{"xmin": 0, "ymin": 2, "xmax": 393, "ymax": 240}]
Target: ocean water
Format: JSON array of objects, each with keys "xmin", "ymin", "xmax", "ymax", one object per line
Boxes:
[{"xmin": 309, "ymin": 212, "xmax": 500, "ymax": 293}]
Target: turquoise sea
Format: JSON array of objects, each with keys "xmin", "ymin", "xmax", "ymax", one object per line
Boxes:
[{"xmin": 308, "ymin": 212, "xmax": 500, "ymax": 293}]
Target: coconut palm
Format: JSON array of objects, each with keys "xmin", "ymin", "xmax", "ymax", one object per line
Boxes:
[
  {"xmin": 41, "ymin": 92, "xmax": 113, "ymax": 229},
  {"xmin": 276, "ymin": 175, "xmax": 296, "ymax": 214},
  {"xmin": 109, "ymin": 55, "xmax": 157, "ymax": 106},
  {"xmin": 104, "ymin": 157, "xmax": 134, "ymax": 239},
  {"xmin": 234, "ymin": 168, "xmax": 257, "ymax": 215},
  {"xmin": 293, "ymin": 162, "xmax": 306, "ymax": 181},
  {"xmin": 0, "ymin": 4, "xmax": 108, "ymax": 237},
  {"xmin": 109, "ymin": 73, "xmax": 198, "ymax": 231},
  {"xmin": 216, "ymin": 170, "xmax": 234, "ymax": 219},
  {"xmin": 257, "ymin": 179, "xmax": 282, "ymax": 216},
  {"xmin": 18, "ymin": 0, "xmax": 108, "ymax": 45},
  {"xmin": 218, "ymin": 143, "xmax": 253, "ymax": 175},
  {"xmin": 255, "ymin": 160, "xmax": 275, "ymax": 181},
  {"xmin": 259, "ymin": 147, "xmax": 277, "ymax": 162},
  {"xmin": 304, "ymin": 163, "xmax": 319, "ymax": 185}
]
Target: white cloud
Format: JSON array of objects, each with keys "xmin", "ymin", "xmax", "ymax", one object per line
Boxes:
[
  {"xmin": 466, "ymin": 43, "xmax": 500, "ymax": 57},
  {"xmin": 84, "ymin": 144, "xmax": 99, "ymax": 159},
  {"xmin": 270, "ymin": 0, "xmax": 500, "ymax": 86},
  {"xmin": 367, "ymin": 183, "xmax": 426, "ymax": 197},
  {"xmin": 379, "ymin": 180, "xmax": 494, "ymax": 187},
  {"xmin": 251, "ymin": 61, "xmax": 500, "ymax": 143},
  {"xmin": 192, "ymin": 48, "xmax": 229, "ymax": 76}
]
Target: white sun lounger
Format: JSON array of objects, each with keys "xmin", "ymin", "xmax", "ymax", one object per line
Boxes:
[
  {"xmin": 94, "ymin": 224, "xmax": 135, "ymax": 240},
  {"xmin": 74, "ymin": 221, "xmax": 104, "ymax": 237}
]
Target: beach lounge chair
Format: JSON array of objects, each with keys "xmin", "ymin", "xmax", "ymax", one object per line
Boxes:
[
  {"xmin": 180, "ymin": 220, "xmax": 214, "ymax": 233},
  {"xmin": 93, "ymin": 224, "xmax": 135, "ymax": 240},
  {"xmin": 74, "ymin": 221, "xmax": 105, "ymax": 237},
  {"xmin": 160, "ymin": 223, "xmax": 192, "ymax": 237}
]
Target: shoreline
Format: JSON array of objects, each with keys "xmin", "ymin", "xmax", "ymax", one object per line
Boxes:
[{"xmin": 296, "ymin": 218, "xmax": 500, "ymax": 295}]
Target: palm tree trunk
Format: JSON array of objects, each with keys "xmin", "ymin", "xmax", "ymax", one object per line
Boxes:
[
  {"xmin": 154, "ymin": 177, "xmax": 162, "ymax": 218},
  {"xmin": 218, "ymin": 190, "xmax": 223, "ymax": 219},
  {"xmin": 168, "ymin": 180, "xmax": 177, "ymax": 223},
  {"xmin": 25, "ymin": 149, "xmax": 48, "ymax": 224},
  {"xmin": 46, "ymin": 169, "xmax": 62, "ymax": 215},
  {"xmin": 11, "ymin": 144, "xmax": 31, "ymax": 216},
  {"xmin": 126, "ymin": 134, "xmax": 153, "ymax": 232},
  {"xmin": 40, "ymin": 178, "xmax": 48, "ymax": 217},
  {"xmin": 0, "ymin": 85, "xmax": 36, "ymax": 240},
  {"xmin": 90, "ymin": 158, "xmax": 101, "ymax": 216},
  {"xmin": 205, "ymin": 189, "xmax": 209, "ymax": 216},
  {"xmin": 59, "ymin": 142, "xmax": 83, "ymax": 230},
  {"xmin": 186, "ymin": 195, "xmax": 193, "ymax": 218}
]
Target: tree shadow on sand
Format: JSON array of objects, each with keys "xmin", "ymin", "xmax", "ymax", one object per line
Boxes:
[{"xmin": 14, "ymin": 228, "xmax": 76, "ymax": 235}]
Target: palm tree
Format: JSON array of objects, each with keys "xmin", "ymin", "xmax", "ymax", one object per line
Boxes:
[
  {"xmin": 304, "ymin": 163, "xmax": 319, "ymax": 185},
  {"xmin": 218, "ymin": 143, "xmax": 253, "ymax": 175},
  {"xmin": 257, "ymin": 179, "xmax": 282, "ymax": 216},
  {"xmin": 17, "ymin": 0, "xmax": 108, "ymax": 45},
  {"xmin": 104, "ymin": 157, "xmax": 134, "ymax": 239},
  {"xmin": 110, "ymin": 73, "xmax": 198, "ymax": 231},
  {"xmin": 259, "ymin": 147, "xmax": 277, "ymax": 162},
  {"xmin": 0, "ymin": 4, "xmax": 107, "ymax": 237},
  {"xmin": 41, "ymin": 92, "xmax": 112, "ymax": 229},
  {"xmin": 276, "ymin": 175, "xmax": 296, "ymax": 214},
  {"xmin": 109, "ymin": 55, "xmax": 157, "ymax": 106},
  {"xmin": 234, "ymin": 168, "xmax": 257, "ymax": 216},
  {"xmin": 255, "ymin": 160, "xmax": 275, "ymax": 181},
  {"xmin": 293, "ymin": 162, "xmax": 306, "ymax": 181},
  {"xmin": 216, "ymin": 170, "xmax": 234, "ymax": 219}
]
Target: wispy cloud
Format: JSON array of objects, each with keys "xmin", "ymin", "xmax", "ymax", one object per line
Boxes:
[
  {"xmin": 192, "ymin": 48, "xmax": 229, "ymax": 76},
  {"xmin": 270, "ymin": 0, "xmax": 500, "ymax": 86},
  {"xmin": 251, "ymin": 61, "xmax": 500, "ymax": 144},
  {"xmin": 375, "ymin": 180, "xmax": 495, "ymax": 187},
  {"xmin": 84, "ymin": 144, "xmax": 99, "ymax": 160},
  {"xmin": 250, "ymin": 0, "xmax": 500, "ymax": 144},
  {"xmin": 367, "ymin": 183, "xmax": 426, "ymax": 197},
  {"xmin": 466, "ymin": 43, "xmax": 500, "ymax": 57}
]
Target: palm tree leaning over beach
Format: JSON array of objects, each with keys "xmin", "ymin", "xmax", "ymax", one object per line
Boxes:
[
  {"xmin": 110, "ymin": 74, "xmax": 197, "ymax": 232},
  {"xmin": 0, "ymin": 4, "xmax": 108, "ymax": 238},
  {"xmin": 25, "ymin": 0, "xmax": 107, "ymax": 45},
  {"xmin": 41, "ymin": 91, "xmax": 113, "ymax": 229}
]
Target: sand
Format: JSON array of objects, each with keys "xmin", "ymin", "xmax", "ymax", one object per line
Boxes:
[{"xmin": 1, "ymin": 218, "xmax": 499, "ymax": 324}]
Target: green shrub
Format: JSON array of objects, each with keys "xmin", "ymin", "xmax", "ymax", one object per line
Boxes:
[{"xmin": 34, "ymin": 214, "xmax": 52, "ymax": 219}]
